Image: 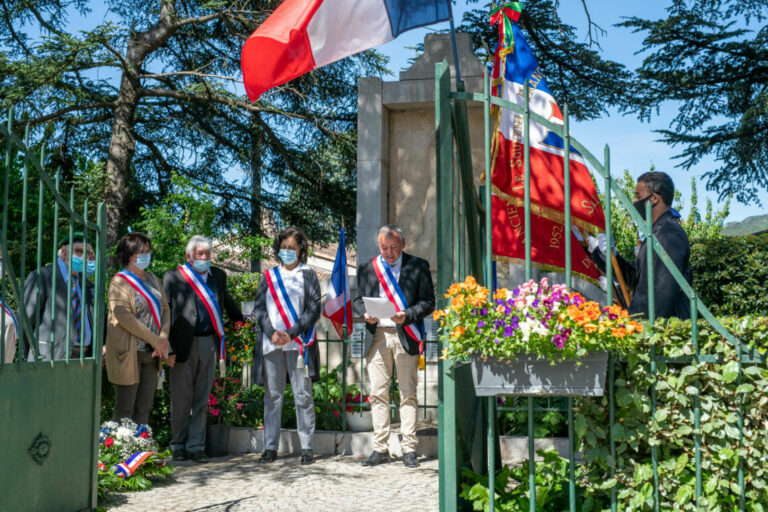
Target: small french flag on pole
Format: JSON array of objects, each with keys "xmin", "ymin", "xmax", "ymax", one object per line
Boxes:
[
  {"xmin": 323, "ymin": 228, "xmax": 353, "ymax": 339},
  {"xmin": 241, "ymin": 0, "xmax": 452, "ymax": 101}
]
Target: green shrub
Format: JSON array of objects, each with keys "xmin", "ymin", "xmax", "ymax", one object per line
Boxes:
[{"xmin": 691, "ymin": 234, "xmax": 768, "ymax": 316}]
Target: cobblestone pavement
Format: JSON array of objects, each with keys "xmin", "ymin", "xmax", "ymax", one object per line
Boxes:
[{"xmin": 103, "ymin": 453, "xmax": 439, "ymax": 512}]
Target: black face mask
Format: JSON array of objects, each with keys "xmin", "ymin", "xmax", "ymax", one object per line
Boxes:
[{"xmin": 633, "ymin": 195, "xmax": 652, "ymax": 221}]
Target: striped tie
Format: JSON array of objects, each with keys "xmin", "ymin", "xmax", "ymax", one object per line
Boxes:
[{"xmin": 71, "ymin": 276, "xmax": 81, "ymax": 345}]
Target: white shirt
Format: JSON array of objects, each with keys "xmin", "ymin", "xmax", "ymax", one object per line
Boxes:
[
  {"xmin": 377, "ymin": 255, "xmax": 401, "ymax": 328},
  {"xmin": 262, "ymin": 263, "xmax": 306, "ymax": 354}
]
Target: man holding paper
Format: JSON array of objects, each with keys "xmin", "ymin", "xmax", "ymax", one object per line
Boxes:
[{"xmin": 354, "ymin": 225, "xmax": 435, "ymax": 468}]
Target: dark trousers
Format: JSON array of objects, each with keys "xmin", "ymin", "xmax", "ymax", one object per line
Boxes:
[
  {"xmin": 169, "ymin": 335, "xmax": 216, "ymax": 454},
  {"xmin": 113, "ymin": 350, "xmax": 159, "ymax": 425}
]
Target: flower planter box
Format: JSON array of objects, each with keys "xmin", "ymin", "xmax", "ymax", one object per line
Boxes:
[
  {"xmin": 206, "ymin": 424, "xmax": 230, "ymax": 457},
  {"xmin": 345, "ymin": 410, "xmax": 373, "ymax": 432},
  {"xmin": 470, "ymin": 352, "xmax": 609, "ymax": 397}
]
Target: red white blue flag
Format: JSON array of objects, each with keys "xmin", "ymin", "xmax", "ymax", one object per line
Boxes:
[
  {"xmin": 113, "ymin": 451, "xmax": 155, "ymax": 478},
  {"xmin": 371, "ymin": 256, "xmax": 423, "ymax": 348},
  {"xmin": 322, "ymin": 228, "xmax": 353, "ymax": 339},
  {"xmin": 241, "ymin": 0, "xmax": 452, "ymax": 100},
  {"xmin": 178, "ymin": 263, "xmax": 226, "ymax": 360},
  {"xmin": 116, "ymin": 270, "xmax": 162, "ymax": 333},
  {"xmin": 488, "ymin": 4, "xmax": 605, "ymax": 283}
]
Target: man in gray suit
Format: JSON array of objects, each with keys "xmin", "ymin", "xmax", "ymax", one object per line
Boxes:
[
  {"xmin": 23, "ymin": 233, "xmax": 96, "ymax": 361},
  {"xmin": 163, "ymin": 235, "xmax": 243, "ymax": 463}
]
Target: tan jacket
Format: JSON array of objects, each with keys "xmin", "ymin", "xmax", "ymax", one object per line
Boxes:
[{"xmin": 105, "ymin": 271, "xmax": 170, "ymax": 385}]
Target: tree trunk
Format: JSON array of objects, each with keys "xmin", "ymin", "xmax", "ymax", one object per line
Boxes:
[{"xmin": 249, "ymin": 113, "xmax": 263, "ymax": 272}]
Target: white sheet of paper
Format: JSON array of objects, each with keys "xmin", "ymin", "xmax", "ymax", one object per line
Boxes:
[{"xmin": 362, "ymin": 296, "xmax": 397, "ymax": 319}]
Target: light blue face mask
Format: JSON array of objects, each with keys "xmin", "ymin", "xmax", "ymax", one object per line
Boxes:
[
  {"xmin": 135, "ymin": 253, "xmax": 151, "ymax": 270},
  {"xmin": 71, "ymin": 256, "xmax": 96, "ymax": 276},
  {"xmin": 193, "ymin": 259, "xmax": 211, "ymax": 273},
  {"xmin": 279, "ymin": 249, "xmax": 297, "ymax": 265}
]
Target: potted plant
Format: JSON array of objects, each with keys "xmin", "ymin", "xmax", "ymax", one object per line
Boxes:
[
  {"xmin": 206, "ymin": 375, "xmax": 247, "ymax": 456},
  {"xmin": 434, "ymin": 276, "xmax": 643, "ymax": 397},
  {"xmin": 343, "ymin": 385, "xmax": 373, "ymax": 432},
  {"xmin": 225, "ymin": 319, "xmax": 257, "ymax": 374}
]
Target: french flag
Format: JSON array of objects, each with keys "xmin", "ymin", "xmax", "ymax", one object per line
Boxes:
[
  {"xmin": 323, "ymin": 228, "xmax": 353, "ymax": 339},
  {"xmin": 241, "ymin": 0, "xmax": 452, "ymax": 101}
]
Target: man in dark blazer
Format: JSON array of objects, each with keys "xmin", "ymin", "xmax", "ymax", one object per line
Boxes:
[
  {"xmin": 353, "ymin": 225, "xmax": 434, "ymax": 468},
  {"xmin": 23, "ymin": 233, "xmax": 96, "ymax": 361},
  {"xmin": 589, "ymin": 171, "xmax": 691, "ymax": 319},
  {"xmin": 163, "ymin": 235, "xmax": 243, "ymax": 462}
]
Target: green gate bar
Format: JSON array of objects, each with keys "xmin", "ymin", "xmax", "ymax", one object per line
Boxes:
[{"xmin": 436, "ymin": 59, "xmax": 758, "ymax": 511}]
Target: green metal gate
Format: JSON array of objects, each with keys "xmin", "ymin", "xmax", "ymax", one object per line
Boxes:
[
  {"xmin": 1, "ymin": 111, "xmax": 107, "ymax": 511},
  {"xmin": 434, "ymin": 60, "xmax": 762, "ymax": 511}
]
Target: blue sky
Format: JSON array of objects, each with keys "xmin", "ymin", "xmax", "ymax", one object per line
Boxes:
[{"xmin": 377, "ymin": 1, "xmax": 768, "ymax": 223}]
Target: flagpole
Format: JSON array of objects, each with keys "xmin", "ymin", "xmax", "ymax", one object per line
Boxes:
[{"xmin": 447, "ymin": 1, "xmax": 462, "ymax": 85}]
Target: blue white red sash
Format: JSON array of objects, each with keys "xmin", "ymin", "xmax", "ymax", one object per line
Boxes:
[
  {"xmin": 264, "ymin": 266, "xmax": 317, "ymax": 356},
  {"xmin": 116, "ymin": 270, "xmax": 162, "ymax": 333},
  {"xmin": 178, "ymin": 263, "xmax": 226, "ymax": 360},
  {"xmin": 0, "ymin": 296, "xmax": 17, "ymax": 336},
  {"xmin": 371, "ymin": 256, "xmax": 423, "ymax": 350},
  {"xmin": 113, "ymin": 451, "xmax": 155, "ymax": 478}
]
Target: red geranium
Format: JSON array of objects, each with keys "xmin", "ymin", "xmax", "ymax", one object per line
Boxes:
[{"xmin": 104, "ymin": 437, "xmax": 114, "ymax": 447}]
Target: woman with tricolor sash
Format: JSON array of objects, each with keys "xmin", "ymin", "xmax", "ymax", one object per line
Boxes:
[
  {"xmin": 252, "ymin": 227, "xmax": 321, "ymax": 465},
  {"xmin": 106, "ymin": 233, "xmax": 171, "ymax": 425}
]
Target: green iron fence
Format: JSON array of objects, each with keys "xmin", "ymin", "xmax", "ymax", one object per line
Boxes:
[
  {"xmin": 0, "ymin": 109, "xmax": 107, "ymax": 511},
  {"xmin": 434, "ymin": 60, "xmax": 764, "ymax": 511}
]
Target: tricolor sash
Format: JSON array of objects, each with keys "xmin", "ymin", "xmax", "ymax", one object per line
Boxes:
[
  {"xmin": 116, "ymin": 270, "xmax": 162, "ymax": 333},
  {"xmin": 113, "ymin": 451, "xmax": 155, "ymax": 478},
  {"xmin": 178, "ymin": 263, "xmax": 226, "ymax": 360},
  {"xmin": 264, "ymin": 266, "xmax": 317, "ymax": 358},
  {"xmin": 0, "ymin": 296, "xmax": 17, "ymax": 336},
  {"xmin": 371, "ymin": 256, "xmax": 424, "ymax": 350}
]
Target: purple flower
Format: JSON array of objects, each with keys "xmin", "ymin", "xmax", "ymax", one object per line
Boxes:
[
  {"xmin": 504, "ymin": 306, "xmax": 512, "ymax": 315},
  {"xmin": 504, "ymin": 326, "xmax": 516, "ymax": 337},
  {"xmin": 494, "ymin": 319, "xmax": 505, "ymax": 328},
  {"xmin": 513, "ymin": 288, "xmax": 520, "ymax": 296},
  {"xmin": 609, "ymin": 314, "xmax": 618, "ymax": 321},
  {"xmin": 510, "ymin": 316, "xmax": 520, "ymax": 329},
  {"xmin": 471, "ymin": 308, "xmax": 478, "ymax": 315},
  {"xmin": 481, "ymin": 307, "xmax": 488, "ymax": 316},
  {"xmin": 552, "ymin": 334, "xmax": 565, "ymax": 349},
  {"xmin": 477, "ymin": 320, "xmax": 486, "ymax": 328},
  {"xmin": 531, "ymin": 299, "xmax": 540, "ymax": 308},
  {"xmin": 494, "ymin": 338, "xmax": 501, "ymax": 344}
]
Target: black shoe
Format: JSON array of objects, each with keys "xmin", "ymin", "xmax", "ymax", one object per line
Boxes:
[
  {"xmin": 171, "ymin": 449, "xmax": 187, "ymax": 462},
  {"xmin": 362, "ymin": 450, "xmax": 390, "ymax": 466},
  {"xmin": 300, "ymin": 449, "xmax": 314, "ymax": 465},
  {"xmin": 260, "ymin": 449, "xmax": 277, "ymax": 463},
  {"xmin": 190, "ymin": 451, "xmax": 208, "ymax": 463},
  {"xmin": 403, "ymin": 452, "xmax": 419, "ymax": 468}
]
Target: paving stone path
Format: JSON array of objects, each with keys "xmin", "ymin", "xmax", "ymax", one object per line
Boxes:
[{"xmin": 103, "ymin": 453, "xmax": 439, "ymax": 512}]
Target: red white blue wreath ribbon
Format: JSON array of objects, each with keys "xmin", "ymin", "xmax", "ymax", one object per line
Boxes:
[
  {"xmin": 371, "ymin": 256, "xmax": 423, "ymax": 350},
  {"xmin": 264, "ymin": 266, "xmax": 317, "ymax": 359},
  {"xmin": 116, "ymin": 270, "xmax": 162, "ymax": 333},
  {"xmin": 178, "ymin": 263, "xmax": 226, "ymax": 360},
  {"xmin": 112, "ymin": 451, "xmax": 157, "ymax": 478}
]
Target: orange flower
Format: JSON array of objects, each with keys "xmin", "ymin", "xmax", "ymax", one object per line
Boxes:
[
  {"xmin": 584, "ymin": 324, "xmax": 598, "ymax": 334},
  {"xmin": 451, "ymin": 295, "xmax": 466, "ymax": 309},
  {"xmin": 230, "ymin": 355, "xmax": 237, "ymax": 362},
  {"xmin": 493, "ymin": 288, "xmax": 509, "ymax": 300},
  {"xmin": 611, "ymin": 327, "xmax": 627, "ymax": 338},
  {"xmin": 451, "ymin": 326, "xmax": 466, "ymax": 339},
  {"xmin": 464, "ymin": 275, "xmax": 478, "ymax": 289},
  {"xmin": 433, "ymin": 309, "xmax": 446, "ymax": 321}
]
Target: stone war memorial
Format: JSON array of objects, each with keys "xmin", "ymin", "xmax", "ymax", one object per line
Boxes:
[{"xmin": 1, "ymin": 1, "xmax": 767, "ymax": 511}]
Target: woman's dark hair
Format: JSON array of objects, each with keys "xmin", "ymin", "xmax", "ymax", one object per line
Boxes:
[
  {"xmin": 116, "ymin": 232, "xmax": 152, "ymax": 267},
  {"xmin": 273, "ymin": 227, "xmax": 309, "ymax": 264},
  {"xmin": 637, "ymin": 171, "xmax": 675, "ymax": 207}
]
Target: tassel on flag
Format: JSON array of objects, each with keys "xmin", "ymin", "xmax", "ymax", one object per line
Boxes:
[{"xmin": 323, "ymin": 228, "xmax": 353, "ymax": 339}]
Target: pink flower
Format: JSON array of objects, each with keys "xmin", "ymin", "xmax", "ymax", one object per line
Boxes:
[
  {"xmin": 209, "ymin": 396, "xmax": 219, "ymax": 406},
  {"xmin": 104, "ymin": 437, "xmax": 114, "ymax": 448},
  {"xmin": 139, "ymin": 431, "xmax": 149, "ymax": 439},
  {"xmin": 211, "ymin": 408, "xmax": 220, "ymax": 416},
  {"xmin": 236, "ymin": 403, "xmax": 244, "ymax": 410},
  {"xmin": 234, "ymin": 379, "xmax": 239, "ymax": 384},
  {"xmin": 333, "ymin": 410, "xmax": 340, "ymax": 418}
]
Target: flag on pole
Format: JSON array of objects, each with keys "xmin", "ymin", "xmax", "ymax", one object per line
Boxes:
[
  {"xmin": 487, "ymin": 3, "xmax": 606, "ymax": 283},
  {"xmin": 241, "ymin": 0, "xmax": 452, "ymax": 101},
  {"xmin": 323, "ymin": 228, "xmax": 353, "ymax": 339}
]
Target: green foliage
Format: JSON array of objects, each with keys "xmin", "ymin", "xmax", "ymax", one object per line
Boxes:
[
  {"xmin": 690, "ymin": 234, "xmax": 768, "ymax": 316},
  {"xmin": 619, "ymin": 1, "xmax": 768, "ymax": 203},
  {"xmin": 574, "ymin": 316, "xmax": 768, "ymax": 510},
  {"xmin": 499, "ymin": 397, "xmax": 567, "ymax": 437},
  {"xmin": 460, "ymin": 448, "xmax": 589, "ymax": 511},
  {"xmin": 227, "ymin": 272, "xmax": 262, "ymax": 307},
  {"xmin": 132, "ymin": 173, "xmax": 270, "ymax": 275}
]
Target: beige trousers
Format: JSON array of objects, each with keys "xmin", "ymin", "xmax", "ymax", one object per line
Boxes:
[{"xmin": 366, "ymin": 327, "xmax": 419, "ymax": 453}]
